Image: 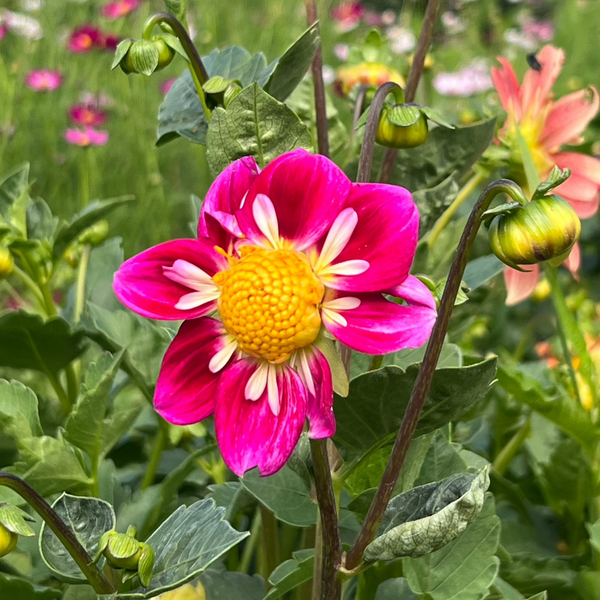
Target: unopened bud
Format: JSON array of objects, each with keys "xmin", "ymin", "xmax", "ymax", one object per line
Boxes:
[
  {"xmin": 0, "ymin": 523, "xmax": 17, "ymax": 558},
  {"xmin": 488, "ymin": 195, "xmax": 580, "ymax": 269},
  {"xmin": 0, "ymin": 248, "xmax": 14, "ymax": 280},
  {"xmin": 113, "ymin": 37, "xmax": 175, "ymax": 76},
  {"xmin": 376, "ymin": 104, "xmax": 429, "ymax": 149}
]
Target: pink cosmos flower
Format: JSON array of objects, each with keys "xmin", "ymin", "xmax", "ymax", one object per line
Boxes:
[
  {"xmin": 491, "ymin": 45, "xmax": 600, "ymax": 305},
  {"xmin": 68, "ymin": 25, "xmax": 103, "ymax": 52},
  {"xmin": 69, "ymin": 104, "xmax": 107, "ymax": 127},
  {"xmin": 102, "ymin": 33, "xmax": 120, "ymax": 51},
  {"xmin": 331, "ymin": 2, "xmax": 364, "ymax": 33},
  {"xmin": 0, "ymin": 24, "xmax": 8, "ymax": 40},
  {"xmin": 160, "ymin": 78, "xmax": 176, "ymax": 95},
  {"xmin": 113, "ymin": 149, "xmax": 437, "ymax": 477},
  {"xmin": 101, "ymin": 0, "xmax": 140, "ymax": 19},
  {"xmin": 25, "ymin": 70, "xmax": 63, "ymax": 91},
  {"xmin": 64, "ymin": 127, "xmax": 109, "ymax": 147}
]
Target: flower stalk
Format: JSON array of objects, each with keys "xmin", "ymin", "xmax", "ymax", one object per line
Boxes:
[
  {"xmin": 0, "ymin": 473, "xmax": 116, "ymax": 594},
  {"xmin": 344, "ymin": 178, "xmax": 528, "ymax": 571}
]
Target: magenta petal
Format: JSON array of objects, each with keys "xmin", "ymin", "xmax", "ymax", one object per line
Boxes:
[
  {"xmin": 325, "ymin": 183, "xmax": 419, "ymax": 292},
  {"xmin": 236, "ymin": 149, "xmax": 351, "ymax": 250},
  {"xmin": 113, "ymin": 238, "xmax": 228, "ymax": 320},
  {"xmin": 198, "ymin": 156, "xmax": 260, "ymax": 248},
  {"xmin": 215, "ymin": 360, "xmax": 307, "ymax": 476},
  {"xmin": 155, "ymin": 318, "xmax": 226, "ymax": 425},
  {"xmin": 305, "ymin": 348, "xmax": 335, "ymax": 439},
  {"xmin": 323, "ymin": 283, "xmax": 437, "ymax": 355}
]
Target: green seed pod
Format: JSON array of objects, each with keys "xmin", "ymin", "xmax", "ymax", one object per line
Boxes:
[
  {"xmin": 0, "ymin": 248, "xmax": 14, "ymax": 280},
  {"xmin": 376, "ymin": 104, "xmax": 429, "ymax": 149},
  {"xmin": 488, "ymin": 195, "xmax": 581, "ymax": 268}
]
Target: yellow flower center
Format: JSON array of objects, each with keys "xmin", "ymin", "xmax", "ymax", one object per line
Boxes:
[{"xmin": 213, "ymin": 246, "xmax": 324, "ymax": 363}]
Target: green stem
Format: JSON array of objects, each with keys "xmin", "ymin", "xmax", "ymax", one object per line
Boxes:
[
  {"xmin": 259, "ymin": 503, "xmax": 279, "ymax": 586},
  {"xmin": 238, "ymin": 508, "xmax": 261, "ymax": 574},
  {"xmin": 0, "ymin": 473, "xmax": 115, "ymax": 594},
  {"xmin": 80, "ymin": 149, "xmax": 91, "ymax": 208},
  {"xmin": 426, "ymin": 172, "xmax": 487, "ymax": 247},
  {"xmin": 74, "ymin": 245, "xmax": 91, "ymax": 325},
  {"xmin": 11, "ymin": 265, "xmax": 45, "ymax": 307},
  {"xmin": 141, "ymin": 421, "xmax": 167, "ymax": 489},
  {"xmin": 142, "ymin": 13, "xmax": 211, "ymax": 119},
  {"xmin": 492, "ymin": 418, "xmax": 531, "ymax": 476},
  {"xmin": 344, "ymin": 179, "xmax": 528, "ymax": 571}
]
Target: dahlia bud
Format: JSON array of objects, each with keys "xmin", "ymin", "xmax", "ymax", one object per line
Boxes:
[
  {"xmin": 112, "ymin": 36, "xmax": 177, "ymax": 76},
  {"xmin": 488, "ymin": 195, "xmax": 581, "ymax": 269},
  {"xmin": 0, "ymin": 503, "xmax": 35, "ymax": 557},
  {"xmin": 0, "ymin": 248, "xmax": 14, "ymax": 280},
  {"xmin": 0, "ymin": 523, "xmax": 17, "ymax": 558},
  {"xmin": 376, "ymin": 104, "xmax": 429, "ymax": 149},
  {"xmin": 78, "ymin": 220, "xmax": 109, "ymax": 246}
]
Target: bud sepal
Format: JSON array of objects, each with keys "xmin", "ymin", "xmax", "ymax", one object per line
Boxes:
[{"xmin": 0, "ymin": 503, "xmax": 35, "ymax": 557}]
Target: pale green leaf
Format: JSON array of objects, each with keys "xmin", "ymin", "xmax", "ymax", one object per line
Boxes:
[
  {"xmin": 0, "ymin": 379, "xmax": 42, "ymax": 438},
  {"xmin": 265, "ymin": 550, "xmax": 314, "ymax": 600}
]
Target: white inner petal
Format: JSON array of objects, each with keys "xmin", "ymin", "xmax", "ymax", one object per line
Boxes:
[
  {"xmin": 163, "ymin": 260, "xmax": 215, "ymax": 290},
  {"xmin": 322, "ymin": 297, "xmax": 361, "ymax": 311},
  {"xmin": 245, "ymin": 362, "xmax": 269, "ymax": 401},
  {"xmin": 174, "ymin": 290, "xmax": 221, "ymax": 310},
  {"xmin": 321, "ymin": 307, "xmax": 348, "ymax": 328},
  {"xmin": 267, "ymin": 364, "xmax": 280, "ymax": 416},
  {"xmin": 209, "ymin": 337, "xmax": 238, "ymax": 373},
  {"xmin": 314, "ymin": 208, "xmax": 358, "ymax": 272},
  {"xmin": 318, "ymin": 259, "xmax": 370, "ymax": 278},
  {"xmin": 253, "ymin": 194, "xmax": 280, "ymax": 249}
]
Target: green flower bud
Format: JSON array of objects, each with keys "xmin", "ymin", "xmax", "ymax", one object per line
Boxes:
[
  {"xmin": 78, "ymin": 220, "xmax": 109, "ymax": 247},
  {"xmin": 0, "ymin": 503, "xmax": 35, "ymax": 557},
  {"xmin": 0, "ymin": 523, "xmax": 17, "ymax": 558},
  {"xmin": 488, "ymin": 195, "xmax": 581, "ymax": 269},
  {"xmin": 376, "ymin": 104, "xmax": 429, "ymax": 149},
  {"xmin": 0, "ymin": 248, "xmax": 14, "ymax": 280},
  {"xmin": 114, "ymin": 37, "xmax": 175, "ymax": 76}
]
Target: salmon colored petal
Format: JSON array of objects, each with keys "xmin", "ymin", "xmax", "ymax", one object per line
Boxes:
[
  {"xmin": 322, "ymin": 183, "xmax": 419, "ymax": 292},
  {"xmin": 521, "ymin": 45, "xmax": 565, "ymax": 117},
  {"xmin": 236, "ymin": 149, "xmax": 351, "ymax": 250},
  {"xmin": 215, "ymin": 359, "xmax": 307, "ymax": 476},
  {"xmin": 323, "ymin": 278, "xmax": 437, "ymax": 354},
  {"xmin": 563, "ymin": 242, "xmax": 580, "ymax": 276},
  {"xmin": 553, "ymin": 152, "xmax": 600, "ymax": 186},
  {"xmin": 541, "ymin": 88, "xmax": 599, "ymax": 150},
  {"xmin": 491, "ymin": 58, "xmax": 522, "ymax": 119},
  {"xmin": 504, "ymin": 265, "xmax": 540, "ymax": 306},
  {"xmin": 198, "ymin": 156, "xmax": 260, "ymax": 249},
  {"xmin": 113, "ymin": 238, "xmax": 228, "ymax": 320},
  {"xmin": 553, "ymin": 173, "xmax": 599, "ymax": 218},
  {"xmin": 565, "ymin": 196, "xmax": 599, "ymax": 219},
  {"xmin": 154, "ymin": 318, "xmax": 227, "ymax": 425}
]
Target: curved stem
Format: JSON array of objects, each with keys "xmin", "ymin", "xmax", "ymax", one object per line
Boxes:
[
  {"xmin": 141, "ymin": 420, "xmax": 167, "ymax": 489},
  {"xmin": 310, "ymin": 439, "xmax": 342, "ymax": 600},
  {"xmin": 492, "ymin": 417, "xmax": 531, "ymax": 476},
  {"xmin": 426, "ymin": 172, "xmax": 487, "ymax": 247},
  {"xmin": 344, "ymin": 179, "xmax": 527, "ymax": 571},
  {"xmin": 143, "ymin": 12, "xmax": 210, "ymax": 118},
  {"xmin": 0, "ymin": 473, "xmax": 116, "ymax": 594},
  {"xmin": 305, "ymin": 0, "xmax": 329, "ymax": 157},
  {"xmin": 378, "ymin": 0, "xmax": 441, "ymax": 184}
]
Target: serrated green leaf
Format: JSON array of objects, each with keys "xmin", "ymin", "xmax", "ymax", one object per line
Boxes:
[
  {"xmin": 53, "ymin": 197, "xmax": 133, "ymax": 259},
  {"xmin": 206, "ymin": 83, "xmax": 312, "ymax": 176},
  {"xmin": 199, "ymin": 571, "xmax": 265, "ymax": 599},
  {"xmin": 0, "ymin": 312, "xmax": 86, "ymax": 375},
  {"xmin": 265, "ymin": 550, "xmax": 314, "ymax": 600},
  {"xmin": 263, "ymin": 23, "xmax": 319, "ymax": 101},
  {"xmin": 403, "ymin": 495, "xmax": 500, "ymax": 600},
  {"xmin": 242, "ymin": 466, "xmax": 317, "ymax": 528},
  {"xmin": 365, "ymin": 468, "xmax": 489, "ymax": 560},
  {"xmin": 39, "ymin": 494, "xmax": 115, "ymax": 583},
  {"xmin": 0, "ymin": 574, "xmax": 60, "ymax": 600},
  {"xmin": 114, "ymin": 499, "xmax": 248, "ymax": 598},
  {"xmin": 0, "ymin": 379, "xmax": 42, "ymax": 438},
  {"xmin": 414, "ymin": 430, "xmax": 467, "ymax": 486},
  {"xmin": 412, "ymin": 174, "xmax": 459, "ymax": 236},
  {"xmin": 334, "ymin": 359, "xmax": 497, "ymax": 471}
]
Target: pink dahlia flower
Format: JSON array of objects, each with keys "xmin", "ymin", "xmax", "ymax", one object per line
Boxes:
[
  {"xmin": 68, "ymin": 25, "xmax": 103, "ymax": 52},
  {"xmin": 491, "ymin": 45, "xmax": 600, "ymax": 305},
  {"xmin": 64, "ymin": 127, "xmax": 109, "ymax": 147},
  {"xmin": 101, "ymin": 0, "xmax": 140, "ymax": 19},
  {"xmin": 69, "ymin": 104, "xmax": 107, "ymax": 127},
  {"xmin": 113, "ymin": 149, "xmax": 437, "ymax": 477},
  {"xmin": 25, "ymin": 70, "xmax": 63, "ymax": 91}
]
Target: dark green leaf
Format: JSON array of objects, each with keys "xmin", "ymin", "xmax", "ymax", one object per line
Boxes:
[
  {"xmin": 463, "ymin": 255, "xmax": 506, "ymax": 291},
  {"xmin": 200, "ymin": 571, "xmax": 265, "ymax": 599},
  {"xmin": 27, "ymin": 197, "xmax": 58, "ymax": 241},
  {"xmin": 412, "ymin": 174, "xmax": 459, "ymax": 236},
  {"xmin": 375, "ymin": 578, "xmax": 419, "ymax": 600},
  {"xmin": 263, "ymin": 23, "xmax": 319, "ymax": 101},
  {"xmin": 0, "ymin": 574, "xmax": 60, "ymax": 600},
  {"xmin": 264, "ymin": 550, "xmax": 314, "ymax": 600},
  {"xmin": 53, "ymin": 197, "xmax": 134, "ymax": 260},
  {"xmin": 364, "ymin": 468, "xmax": 489, "ymax": 560},
  {"xmin": 334, "ymin": 359, "xmax": 497, "ymax": 468},
  {"xmin": 0, "ymin": 312, "xmax": 85, "ymax": 375},
  {"xmin": 414, "ymin": 430, "xmax": 467, "ymax": 486},
  {"xmin": 116, "ymin": 499, "xmax": 248, "ymax": 598},
  {"xmin": 39, "ymin": 494, "xmax": 115, "ymax": 582},
  {"xmin": 206, "ymin": 83, "xmax": 312, "ymax": 177},
  {"xmin": 403, "ymin": 496, "xmax": 500, "ymax": 599},
  {"xmin": 0, "ymin": 162, "xmax": 30, "ymax": 235},
  {"xmin": 242, "ymin": 466, "xmax": 317, "ymax": 528}
]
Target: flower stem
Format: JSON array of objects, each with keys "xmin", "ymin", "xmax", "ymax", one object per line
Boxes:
[
  {"xmin": 492, "ymin": 417, "xmax": 531, "ymax": 476},
  {"xmin": 259, "ymin": 503, "xmax": 280, "ymax": 586},
  {"xmin": 425, "ymin": 171, "xmax": 487, "ymax": 247},
  {"xmin": 143, "ymin": 12, "xmax": 211, "ymax": 119},
  {"xmin": 0, "ymin": 473, "xmax": 116, "ymax": 594},
  {"xmin": 344, "ymin": 179, "xmax": 527, "ymax": 571},
  {"xmin": 11, "ymin": 265, "xmax": 45, "ymax": 308},
  {"xmin": 238, "ymin": 508, "xmax": 261, "ymax": 574},
  {"xmin": 377, "ymin": 0, "xmax": 441, "ymax": 184},
  {"xmin": 141, "ymin": 420, "xmax": 167, "ymax": 489},
  {"xmin": 310, "ymin": 439, "xmax": 342, "ymax": 600},
  {"xmin": 305, "ymin": 0, "xmax": 329, "ymax": 157},
  {"xmin": 73, "ymin": 245, "xmax": 91, "ymax": 325}
]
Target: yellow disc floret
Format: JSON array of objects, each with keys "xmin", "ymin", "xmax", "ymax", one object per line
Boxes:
[{"xmin": 214, "ymin": 246, "xmax": 324, "ymax": 363}]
